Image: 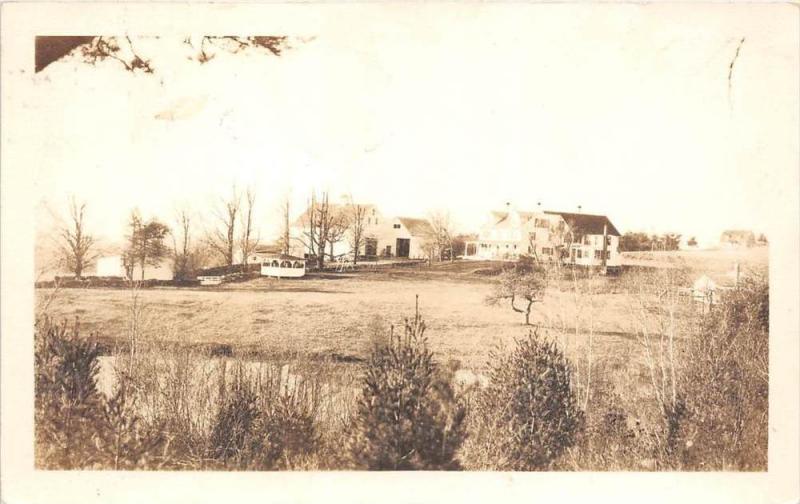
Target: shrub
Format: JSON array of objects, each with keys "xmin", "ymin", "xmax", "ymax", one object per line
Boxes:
[
  {"xmin": 464, "ymin": 330, "xmax": 584, "ymax": 470},
  {"xmin": 95, "ymin": 379, "xmax": 166, "ymax": 469},
  {"xmin": 209, "ymin": 371, "xmax": 262, "ymax": 467},
  {"xmin": 208, "ymin": 364, "xmax": 318, "ymax": 470},
  {"xmin": 676, "ymin": 272, "xmax": 769, "ymax": 470},
  {"xmin": 348, "ymin": 303, "xmax": 467, "ymax": 470},
  {"xmin": 35, "ymin": 318, "xmax": 163, "ymax": 469},
  {"xmin": 566, "ymin": 377, "xmax": 663, "ymax": 471},
  {"xmin": 35, "ymin": 318, "xmax": 105, "ymax": 468}
]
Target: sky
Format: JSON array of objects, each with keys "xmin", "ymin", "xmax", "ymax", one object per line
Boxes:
[{"xmin": 29, "ymin": 4, "xmax": 798, "ymax": 249}]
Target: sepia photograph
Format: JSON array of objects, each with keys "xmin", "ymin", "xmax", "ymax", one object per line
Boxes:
[{"xmin": 1, "ymin": 2, "xmax": 798, "ymax": 503}]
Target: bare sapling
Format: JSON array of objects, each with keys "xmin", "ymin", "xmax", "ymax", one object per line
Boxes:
[
  {"xmin": 624, "ymin": 264, "xmax": 689, "ymax": 456},
  {"xmin": 486, "ymin": 256, "xmax": 548, "ymax": 326}
]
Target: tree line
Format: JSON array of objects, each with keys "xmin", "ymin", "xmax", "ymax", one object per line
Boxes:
[
  {"xmin": 51, "ymin": 189, "xmax": 464, "ymax": 280},
  {"xmin": 618, "ymin": 232, "xmax": 683, "ymax": 252},
  {"xmin": 54, "ymin": 189, "xmax": 264, "ymax": 281}
]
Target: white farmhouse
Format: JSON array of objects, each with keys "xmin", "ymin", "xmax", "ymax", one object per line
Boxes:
[
  {"xmin": 464, "ymin": 205, "xmax": 622, "ymax": 268},
  {"xmin": 94, "ymin": 254, "xmax": 173, "ymax": 280}
]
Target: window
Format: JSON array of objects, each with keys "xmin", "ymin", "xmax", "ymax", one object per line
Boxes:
[
  {"xmin": 577, "ymin": 250, "xmax": 582, "ymax": 259},
  {"xmin": 542, "ymin": 247, "xmax": 553, "ymax": 255},
  {"xmin": 393, "ymin": 223, "xmax": 401, "ymax": 229},
  {"xmin": 594, "ymin": 250, "xmax": 602, "ymax": 259},
  {"xmin": 534, "ymin": 218, "xmax": 549, "ymax": 228}
]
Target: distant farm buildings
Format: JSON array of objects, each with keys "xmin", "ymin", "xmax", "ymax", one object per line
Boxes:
[
  {"xmin": 720, "ymin": 230, "xmax": 756, "ymax": 248},
  {"xmin": 93, "ymin": 254, "xmax": 173, "ymax": 280},
  {"xmin": 382, "ymin": 217, "xmax": 435, "ymax": 259},
  {"xmin": 463, "ymin": 205, "xmax": 621, "ymax": 268},
  {"xmin": 288, "ymin": 202, "xmax": 435, "ymax": 261},
  {"xmin": 288, "ymin": 203, "xmax": 386, "ymax": 260},
  {"xmin": 690, "ymin": 263, "xmax": 743, "ymax": 309}
]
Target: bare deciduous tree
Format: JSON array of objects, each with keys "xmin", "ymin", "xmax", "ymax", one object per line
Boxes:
[
  {"xmin": 326, "ymin": 207, "xmax": 350, "ymax": 262},
  {"xmin": 278, "ymin": 195, "xmax": 292, "ymax": 255},
  {"xmin": 36, "ymin": 35, "xmax": 294, "ymax": 74},
  {"xmin": 58, "ymin": 197, "xmax": 96, "ymax": 279},
  {"xmin": 238, "ymin": 188, "xmax": 259, "ymax": 267},
  {"xmin": 348, "ymin": 198, "xmax": 368, "ymax": 265},
  {"xmin": 207, "ymin": 187, "xmax": 241, "ymax": 267},
  {"xmin": 624, "ymin": 265, "xmax": 690, "ymax": 450},
  {"xmin": 299, "ymin": 191, "xmax": 345, "ymax": 269},
  {"xmin": 170, "ymin": 208, "xmax": 197, "ymax": 280},
  {"xmin": 486, "ymin": 257, "xmax": 548, "ymax": 325},
  {"xmin": 428, "ymin": 211, "xmax": 455, "ymax": 262}
]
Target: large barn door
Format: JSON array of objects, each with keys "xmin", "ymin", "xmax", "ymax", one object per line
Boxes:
[{"xmin": 396, "ymin": 238, "xmax": 410, "ymax": 258}]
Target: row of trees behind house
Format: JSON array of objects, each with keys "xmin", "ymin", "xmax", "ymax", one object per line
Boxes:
[{"xmin": 51, "ymin": 189, "xmax": 465, "ymax": 280}]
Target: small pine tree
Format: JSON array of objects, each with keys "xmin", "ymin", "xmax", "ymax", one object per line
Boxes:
[
  {"xmin": 35, "ymin": 319, "xmax": 105, "ymax": 468},
  {"xmin": 465, "ymin": 330, "xmax": 584, "ymax": 470},
  {"xmin": 34, "ymin": 318, "xmax": 162, "ymax": 469},
  {"xmin": 348, "ymin": 298, "xmax": 467, "ymax": 470}
]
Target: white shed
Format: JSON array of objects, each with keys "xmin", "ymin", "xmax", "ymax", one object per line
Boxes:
[
  {"xmin": 693, "ymin": 275, "xmax": 720, "ymax": 304},
  {"xmin": 96, "ymin": 255, "xmax": 125, "ymax": 277}
]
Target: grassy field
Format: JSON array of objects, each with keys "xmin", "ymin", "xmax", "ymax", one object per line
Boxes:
[
  {"xmin": 621, "ymin": 245, "xmax": 769, "ymax": 274},
  {"xmin": 37, "ymin": 248, "xmax": 767, "ymax": 370},
  {"xmin": 34, "ymin": 249, "xmax": 769, "ymax": 470},
  {"xmin": 36, "ymin": 250, "xmax": 769, "ymax": 385},
  {"xmin": 38, "ymin": 264, "xmax": 641, "ymax": 372}
]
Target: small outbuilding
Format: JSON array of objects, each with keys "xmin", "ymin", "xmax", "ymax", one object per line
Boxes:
[
  {"xmin": 261, "ymin": 254, "xmax": 306, "ymax": 278},
  {"xmin": 692, "ymin": 275, "xmax": 720, "ymax": 304}
]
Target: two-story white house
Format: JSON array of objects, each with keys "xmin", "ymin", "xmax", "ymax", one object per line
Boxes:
[{"xmin": 464, "ymin": 205, "xmax": 621, "ymax": 268}]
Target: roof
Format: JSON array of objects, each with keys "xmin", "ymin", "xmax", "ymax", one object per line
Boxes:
[
  {"xmin": 694, "ymin": 272, "xmax": 738, "ymax": 290},
  {"xmin": 397, "ymin": 217, "xmax": 435, "ymax": 237},
  {"xmin": 490, "ymin": 210, "xmax": 536, "ymax": 228},
  {"xmin": 544, "ymin": 211, "xmax": 621, "ymax": 236},
  {"xmin": 261, "ymin": 253, "xmax": 306, "ymax": 262},
  {"xmin": 292, "ymin": 202, "xmax": 378, "ymax": 227}
]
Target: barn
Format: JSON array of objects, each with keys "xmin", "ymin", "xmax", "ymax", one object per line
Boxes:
[{"xmin": 376, "ymin": 217, "xmax": 435, "ymax": 259}]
